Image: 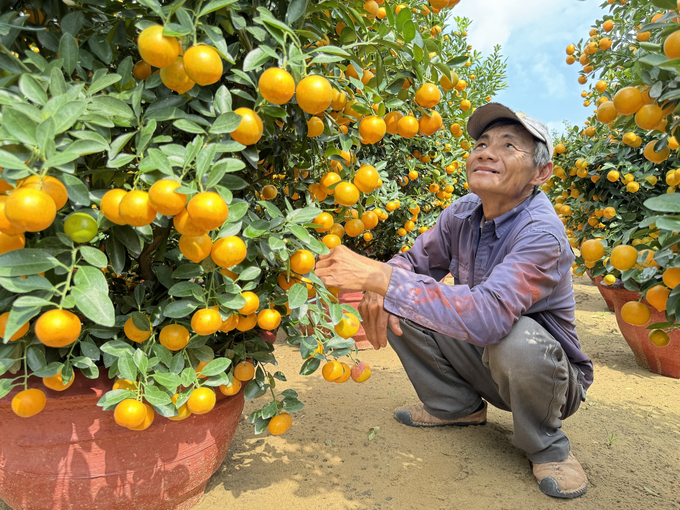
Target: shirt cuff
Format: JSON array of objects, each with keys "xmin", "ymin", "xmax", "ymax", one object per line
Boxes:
[{"xmin": 386, "ymin": 257, "xmax": 413, "ymax": 272}]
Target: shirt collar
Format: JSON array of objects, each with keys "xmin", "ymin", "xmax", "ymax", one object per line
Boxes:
[{"xmin": 454, "ymin": 190, "xmax": 540, "ymax": 239}]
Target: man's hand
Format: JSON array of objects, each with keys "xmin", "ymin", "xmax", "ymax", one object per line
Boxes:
[
  {"xmin": 359, "ymin": 291, "xmax": 403, "ymax": 350},
  {"xmin": 316, "ymin": 245, "xmax": 393, "ymax": 296}
]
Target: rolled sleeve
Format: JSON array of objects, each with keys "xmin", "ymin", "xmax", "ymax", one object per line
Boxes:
[{"xmin": 383, "ymin": 229, "xmax": 566, "ymax": 346}]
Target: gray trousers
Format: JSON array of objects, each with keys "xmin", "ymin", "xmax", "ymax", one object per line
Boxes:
[{"xmin": 387, "ymin": 316, "xmax": 586, "ymax": 464}]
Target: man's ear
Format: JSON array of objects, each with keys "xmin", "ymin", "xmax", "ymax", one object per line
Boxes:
[{"xmin": 531, "ymin": 161, "xmax": 553, "ymax": 186}]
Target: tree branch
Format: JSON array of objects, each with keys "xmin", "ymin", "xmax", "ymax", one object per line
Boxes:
[{"xmin": 139, "ymin": 225, "xmax": 171, "ymax": 282}]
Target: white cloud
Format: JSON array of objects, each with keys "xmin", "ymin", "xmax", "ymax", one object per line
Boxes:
[
  {"xmin": 449, "ymin": 0, "xmax": 604, "ymax": 54},
  {"xmin": 530, "ymin": 53, "xmax": 568, "ymax": 99},
  {"xmin": 449, "ymin": 0, "xmax": 566, "ymax": 53}
]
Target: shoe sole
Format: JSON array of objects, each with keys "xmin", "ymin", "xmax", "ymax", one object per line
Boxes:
[
  {"xmin": 394, "ymin": 417, "xmax": 487, "ymax": 428},
  {"xmin": 538, "ymin": 478, "xmax": 588, "ymax": 499}
]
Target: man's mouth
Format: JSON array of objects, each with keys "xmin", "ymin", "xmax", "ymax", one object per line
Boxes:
[{"xmin": 473, "ymin": 167, "xmax": 499, "ymax": 174}]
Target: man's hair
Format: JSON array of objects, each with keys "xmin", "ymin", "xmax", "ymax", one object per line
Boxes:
[{"xmin": 481, "ymin": 118, "xmax": 551, "ymax": 169}]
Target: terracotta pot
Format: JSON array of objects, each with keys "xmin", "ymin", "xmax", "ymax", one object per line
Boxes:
[
  {"xmin": 610, "ymin": 287, "xmax": 680, "ymax": 379},
  {"xmin": 338, "ymin": 290, "xmax": 373, "ymax": 350},
  {"xmin": 0, "ymin": 372, "xmax": 244, "ymax": 510},
  {"xmin": 588, "ymin": 274, "xmax": 615, "ymax": 312}
]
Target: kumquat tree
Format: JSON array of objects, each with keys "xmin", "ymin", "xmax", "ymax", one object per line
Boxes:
[
  {"xmin": 0, "ymin": 0, "xmax": 507, "ymax": 438},
  {"xmin": 546, "ymin": 0, "xmax": 680, "ymax": 346}
]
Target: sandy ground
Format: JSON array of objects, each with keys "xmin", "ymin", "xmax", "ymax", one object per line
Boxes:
[
  {"xmin": 196, "ymin": 275, "xmax": 680, "ymax": 510},
  {"xmin": 3, "ymin": 275, "xmax": 680, "ymax": 510}
]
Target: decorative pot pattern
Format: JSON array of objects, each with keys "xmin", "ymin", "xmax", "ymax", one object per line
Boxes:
[
  {"xmin": 0, "ymin": 373, "xmax": 244, "ymax": 510},
  {"xmin": 610, "ymin": 287, "xmax": 680, "ymax": 379}
]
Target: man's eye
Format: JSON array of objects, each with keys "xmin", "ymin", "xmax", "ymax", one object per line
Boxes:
[{"xmin": 506, "ymin": 143, "xmax": 516, "ymax": 149}]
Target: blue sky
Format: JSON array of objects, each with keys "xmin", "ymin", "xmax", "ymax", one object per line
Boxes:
[{"xmin": 449, "ymin": 0, "xmax": 607, "ymax": 135}]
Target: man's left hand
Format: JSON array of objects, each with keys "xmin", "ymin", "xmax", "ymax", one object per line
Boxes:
[{"xmin": 315, "ymin": 245, "xmax": 392, "ymax": 296}]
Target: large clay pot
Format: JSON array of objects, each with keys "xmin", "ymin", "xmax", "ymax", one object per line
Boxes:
[
  {"xmin": 588, "ymin": 274, "xmax": 615, "ymax": 312},
  {"xmin": 0, "ymin": 372, "xmax": 244, "ymax": 510},
  {"xmin": 610, "ymin": 287, "xmax": 680, "ymax": 379},
  {"xmin": 338, "ymin": 290, "xmax": 373, "ymax": 350}
]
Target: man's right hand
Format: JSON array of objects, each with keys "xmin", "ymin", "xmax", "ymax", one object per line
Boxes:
[{"xmin": 358, "ymin": 291, "xmax": 403, "ymax": 350}]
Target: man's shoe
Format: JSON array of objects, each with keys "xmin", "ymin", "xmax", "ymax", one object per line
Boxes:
[
  {"xmin": 532, "ymin": 451, "xmax": 588, "ymax": 499},
  {"xmin": 394, "ymin": 401, "xmax": 487, "ymax": 428}
]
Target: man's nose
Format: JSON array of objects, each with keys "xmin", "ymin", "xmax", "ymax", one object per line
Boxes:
[{"xmin": 476, "ymin": 143, "xmax": 499, "ymax": 160}]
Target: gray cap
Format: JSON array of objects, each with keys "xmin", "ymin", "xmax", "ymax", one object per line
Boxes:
[{"xmin": 467, "ymin": 102, "xmax": 553, "ymax": 157}]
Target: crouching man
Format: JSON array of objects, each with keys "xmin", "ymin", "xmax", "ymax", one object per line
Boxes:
[{"xmin": 315, "ymin": 103, "xmax": 593, "ymax": 499}]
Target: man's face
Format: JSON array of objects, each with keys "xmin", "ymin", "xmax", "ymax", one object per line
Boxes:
[{"xmin": 465, "ymin": 124, "xmax": 544, "ymax": 198}]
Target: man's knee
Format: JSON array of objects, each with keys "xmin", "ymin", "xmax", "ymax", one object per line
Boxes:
[{"xmin": 485, "ymin": 316, "xmax": 563, "ymax": 373}]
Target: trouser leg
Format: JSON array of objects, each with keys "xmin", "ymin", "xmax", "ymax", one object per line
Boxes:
[
  {"xmin": 388, "ymin": 316, "xmax": 585, "ymax": 463},
  {"xmin": 387, "ymin": 318, "xmax": 502, "ymax": 420},
  {"xmin": 482, "ymin": 316, "xmax": 585, "ymax": 463}
]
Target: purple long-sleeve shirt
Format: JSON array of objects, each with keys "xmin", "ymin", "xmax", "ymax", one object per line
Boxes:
[{"xmin": 384, "ymin": 190, "xmax": 593, "ymax": 390}]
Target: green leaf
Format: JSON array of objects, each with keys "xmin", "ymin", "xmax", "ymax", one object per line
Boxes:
[
  {"xmin": 287, "ymin": 206, "xmax": 321, "ymax": 223},
  {"xmin": 199, "ymin": 357, "xmax": 232, "ymax": 377},
  {"xmin": 174, "ymin": 119, "xmax": 205, "ymax": 134},
  {"xmin": 0, "ymin": 275, "xmax": 54, "ymax": 294},
  {"xmin": 196, "ymin": 143, "xmax": 218, "ymax": 181},
  {"xmin": 80, "ymin": 246, "xmax": 108, "ymax": 268},
  {"xmin": 164, "ymin": 299, "xmax": 199, "ymax": 318},
  {"xmin": 100, "ymin": 340, "xmax": 135, "ymax": 357},
  {"xmin": 0, "ymin": 249, "xmax": 60, "ymax": 277},
  {"xmin": 59, "ymin": 33, "xmax": 79, "ymax": 74},
  {"xmin": 96, "ymin": 389, "xmax": 134, "ymax": 408},
  {"xmin": 199, "ymin": 0, "xmax": 238, "ymax": 16},
  {"xmin": 19, "ymin": 74, "xmax": 47, "ymax": 105},
  {"xmin": 226, "ymin": 201, "xmax": 249, "ymax": 222},
  {"xmin": 36, "ymin": 117, "xmax": 56, "ymax": 153},
  {"xmin": 80, "ymin": 337, "xmax": 100, "ymax": 360},
  {"xmin": 147, "ymin": 148, "xmax": 174, "ymax": 176},
  {"xmin": 3, "ymin": 108, "xmax": 37, "ymax": 146},
  {"xmin": 288, "ymin": 283, "xmax": 308, "ymax": 308},
  {"xmin": 0, "ymin": 150, "xmax": 32, "ymax": 172},
  {"xmin": 153, "ymin": 372, "xmax": 182, "ymax": 391},
  {"xmin": 54, "ymin": 101, "xmax": 88, "ymax": 134},
  {"xmin": 90, "ymin": 96, "xmax": 134, "ymax": 119},
  {"xmin": 656, "ymin": 217, "xmax": 680, "ymax": 231},
  {"xmin": 74, "ymin": 265, "xmax": 109, "ymax": 295},
  {"xmin": 299, "ymin": 356, "xmax": 320, "ymax": 375},
  {"xmin": 286, "ymin": 0, "xmax": 308, "ymax": 23},
  {"xmin": 44, "ymin": 151, "xmax": 80, "ymax": 168},
  {"xmin": 32, "ymin": 361, "xmax": 63, "ymax": 378},
  {"xmin": 26, "ymin": 344, "xmax": 47, "ymax": 371},
  {"xmin": 644, "ymin": 195, "xmax": 680, "ymax": 212},
  {"xmin": 282, "ymin": 397, "xmax": 304, "ymax": 413},
  {"xmin": 4, "ymin": 305, "xmax": 41, "ymax": 341},
  {"xmin": 244, "ymin": 378, "xmax": 266, "ymax": 399},
  {"xmin": 61, "ymin": 11, "xmax": 85, "ymax": 37},
  {"xmin": 88, "ymin": 74, "xmax": 122, "ymax": 95},
  {"xmin": 172, "ymin": 264, "xmax": 203, "ymax": 280},
  {"xmin": 169, "ymin": 281, "xmax": 203, "ymax": 297},
  {"xmin": 237, "ymin": 266, "xmax": 261, "ymax": 281},
  {"xmin": 210, "ymin": 113, "xmax": 242, "ymax": 134},
  {"xmin": 61, "ymin": 173, "xmax": 90, "ymax": 206},
  {"xmin": 13, "ymin": 296, "xmax": 54, "ymax": 308},
  {"xmin": 117, "ymin": 352, "xmax": 137, "ymax": 381},
  {"xmin": 243, "ymin": 47, "xmax": 272, "ymax": 72},
  {"xmin": 72, "ymin": 287, "xmax": 115, "ymax": 327},
  {"xmin": 288, "ymin": 224, "xmax": 311, "ymax": 244}
]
